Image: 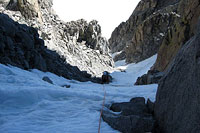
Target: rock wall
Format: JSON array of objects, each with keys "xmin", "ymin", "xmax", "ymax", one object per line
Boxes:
[
  {"xmin": 154, "ymin": 0, "xmax": 200, "ymax": 71},
  {"xmin": 109, "ymin": 0, "xmax": 200, "ymax": 73},
  {"xmin": 0, "ymin": 0, "xmax": 114, "ymax": 77},
  {"xmin": 109, "ymin": 0, "xmax": 180, "ymax": 63},
  {"xmin": 154, "ymin": 21, "xmax": 200, "ymax": 133}
]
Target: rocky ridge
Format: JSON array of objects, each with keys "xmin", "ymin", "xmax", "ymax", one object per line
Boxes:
[{"xmin": 0, "ymin": 0, "xmax": 114, "ymax": 77}]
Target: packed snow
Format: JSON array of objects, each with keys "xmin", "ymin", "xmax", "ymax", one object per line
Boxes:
[{"xmin": 0, "ymin": 55, "xmax": 158, "ymax": 133}]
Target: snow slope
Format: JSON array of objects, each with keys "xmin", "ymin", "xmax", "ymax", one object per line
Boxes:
[{"xmin": 0, "ymin": 55, "xmax": 157, "ymax": 133}]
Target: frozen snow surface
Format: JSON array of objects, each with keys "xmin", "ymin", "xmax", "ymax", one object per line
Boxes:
[{"xmin": 0, "ymin": 55, "xmax": 158, "ymax": 133}]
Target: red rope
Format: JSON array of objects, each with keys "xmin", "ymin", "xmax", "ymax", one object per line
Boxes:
[{"xmin": 98, "ymin": 85, "xmax": 106, "ymax": 133}]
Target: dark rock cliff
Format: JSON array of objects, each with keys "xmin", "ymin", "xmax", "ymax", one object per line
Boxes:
[{"xmin": 154, "ymin": 20, "xmax": 200, "ymax": 133}]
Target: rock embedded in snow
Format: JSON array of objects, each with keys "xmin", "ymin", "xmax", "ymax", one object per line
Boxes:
[
  {"xmin": 102, "ymin": 97, "xmax": 155, "ymax": 133},
  {"xmin": 134, "ymin": 70, "xmax": 164, "ymax": 85},
  {"xmin": 130, "ymin": 97, "xmax": 145, "ymax": 104},
  {"xmin": 102, "ymin": 111, "xmax": 154, "ymax": 133},
  {"xmin": 61, "ymin": 84, "xmax": 71, "ymax": 88},
  {"xmin": 42, "ymin": 76, "xmax": 53, "ymax": 84}
]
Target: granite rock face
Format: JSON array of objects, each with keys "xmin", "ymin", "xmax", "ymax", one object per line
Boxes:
[
  {"xmin": 109, "ymin": 0, "xmax": 200, "ymax": 73},
  {"xmin": 0, "ymin": 0, "xmax": 114, "ymax": 78},
  {"xmin": 154, "ymin": 21, "xmax": 200, "ymax": 133},
  {"xmin": 109, "ymin": 0, "xmax": 180, "ymax": 63},
  {"xmin": 154, "ymin": 0, "xmax": 200, "ymax": 71}
]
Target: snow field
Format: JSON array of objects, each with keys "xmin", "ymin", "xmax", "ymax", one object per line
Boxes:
[{"xmin": 0, "ymin": 55, "xmax": 158, "ymax": 133}]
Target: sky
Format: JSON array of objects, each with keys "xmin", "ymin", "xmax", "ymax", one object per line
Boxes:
[{"xmin": 53, "ymin": 0, "xmax": 141, "ymax": 39}]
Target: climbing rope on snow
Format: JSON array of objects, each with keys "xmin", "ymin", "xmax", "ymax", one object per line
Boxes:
[{"xmin": 98, "ymin": 84, "xmax": 106, "ymax": 133}]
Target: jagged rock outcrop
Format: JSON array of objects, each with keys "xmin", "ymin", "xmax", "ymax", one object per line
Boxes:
[
  {"xmin": 109, "ymin": 0, "xmax": 200, "ymax": 73},
  {"xmin": 0, "ymin": 0, "xmax": 114, "ymax": 77},
  {"xmin": 77, "ymin": 20, "xmax": 109, "ymax": 54},
  {"xmin": 154, "ymin": 20, "xmax": 200, "ymax": 132},
  {"xmin": 0, "ymin": 13, "xmax": 98, "ymax": 82}
]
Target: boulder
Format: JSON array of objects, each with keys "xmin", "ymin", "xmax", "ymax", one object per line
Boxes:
[
  {"xmin": 102, "ymin": 111, "xmax": 154, "ymax": 133},
  {"xmin": 103, "ymin": 97, "xmax": 155, "ymax": 133}
]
